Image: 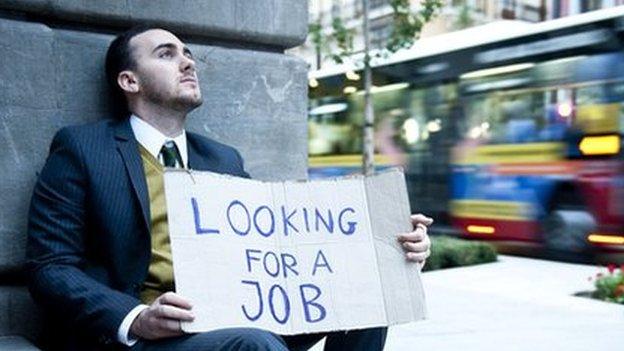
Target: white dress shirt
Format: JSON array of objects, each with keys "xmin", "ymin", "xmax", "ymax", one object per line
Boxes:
[
  {"xmin": 117, "ymin": 115, "xmax": 189, "ymax": 346},
  {"xmin": 129, "ymin": 114, "xmax": 189, "ymax": 168}
]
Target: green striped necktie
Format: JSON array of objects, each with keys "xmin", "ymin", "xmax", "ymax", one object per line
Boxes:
[{"xmin": 159, "ymin": 140, "xmax": 183, "ymax": 168}]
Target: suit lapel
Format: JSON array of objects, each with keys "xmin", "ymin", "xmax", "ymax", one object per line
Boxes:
[
  {"xmin": 114, "ymin": 119, "xmax": 150, "ymax": 232},
  {"xmin": 187, "ymin": 134, "xmax": 221, "ymax": 172}
]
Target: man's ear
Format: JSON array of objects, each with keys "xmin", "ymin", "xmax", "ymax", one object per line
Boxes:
[{"xmin": 117, "ymin": 70, "xmax": 139, "ymax": 94}]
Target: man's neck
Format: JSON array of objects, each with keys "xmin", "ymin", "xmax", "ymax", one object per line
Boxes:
[{"xmin": 131, "ymin": 102, "xmax": 186, "ymax": 138}]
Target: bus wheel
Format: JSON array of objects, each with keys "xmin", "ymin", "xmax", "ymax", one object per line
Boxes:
[{"xmin": 542, "ymin": 209, "xmax": 595, "ymax": 253}]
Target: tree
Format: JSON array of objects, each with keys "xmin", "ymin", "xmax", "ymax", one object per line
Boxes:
[
  {"xmin": 309, "ymin": 0, "xmax": 443, "ymax": 175},
  {"xmin": 454, "ymin": 2, "xmax": 475, "ymax": 30}
]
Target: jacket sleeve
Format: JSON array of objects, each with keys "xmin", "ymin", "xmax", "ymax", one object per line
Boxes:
[{"xmin": 26, "ymin": 127, "xmax": 140, "ymax": 343}]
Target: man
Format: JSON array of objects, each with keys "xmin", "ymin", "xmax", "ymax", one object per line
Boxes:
[{"xmin": 26, "ymin": 26, "xmax": 433, "ymax": 350}]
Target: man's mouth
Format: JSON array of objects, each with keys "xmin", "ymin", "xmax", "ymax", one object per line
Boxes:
[{"xmin": 180, "ymin": 77, "xmax": 197, "ymax": 84}]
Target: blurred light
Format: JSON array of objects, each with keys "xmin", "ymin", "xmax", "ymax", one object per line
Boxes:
[
  {"xmin": 579, "ymin": 135, "xmax": 620, "ymax": 156},
  {"xmin": 465, "ymin": 78, "xmax": 529, "ymax": 93},
  {"xmin": 545, "ymin": 55, "xmax": 587, "ymax": 66},
  {"xmin": 343, "ymin": 86, "xmax": 357, "ymax": 94},
  {"xmin": 389, "ymin": 108, "xmax": 404, "ymax": 117},
  {"xmin": 346, "ymin": 70, "xmax": 361, "ymax": 81},
  {"xmin": 467, "ymin": 225, "xmax": 495, "ymax": 234},
  {"xmin": 468, "ymin": 126, "xmax": 483, "ymax": 139},
  {"xmin": 587, "ymin": 234, "xmax": 624, "ymax": 245},
  {"xmin": 421, "ymin": 130, "xmax": 430, "ymax": 141},
  {"xmin": 418, "ymin": 62, "xmax": 449, "ymax": 74},
  {"xmin": 403, "ymin": 118, "xmax": 420, "ymax": 144},
  {"xmin": 308, "ymin": 78, "xmax": 319, "ymax": 88},
  {"xmin": 427, "ymin": 119, "xmax": 442, "ymax": 133},
  {"xmin": 461, "ymin": 63, "xmax": 535, "ymax": 79},
  {"xmin": 357, "ymin": 83, "xmax": 410, "ymax": 96},
  {"xmin": 557, "ymin": 102, "xmax": 573, "ymax": 118},
  {"xmin": 372, "ymin": 82, "xmax": 409, "ymax": 93},
  {"xmin": 309, "ymin": 103, "xmax": 348, "ymax": 115},
  {"xmin": 355, "ymin": 88, "xmax": 371, "ymax": 96}
]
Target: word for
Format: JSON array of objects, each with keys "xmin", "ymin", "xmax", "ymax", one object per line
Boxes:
[
  {"xmin": 191, "ymin": 197, "xmax": 358, "ymax": 237},
  {"xmin": 245, "ymin": 249, "xmax": 334, "ymax": 278}
]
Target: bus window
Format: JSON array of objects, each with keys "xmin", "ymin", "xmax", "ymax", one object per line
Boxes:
[{"xmin": 576, "ymin": 81, "xmax": 624, "ymax": 135}]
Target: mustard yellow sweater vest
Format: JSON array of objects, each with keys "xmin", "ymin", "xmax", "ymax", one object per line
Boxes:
[{"xmin": 138, "ymin": 145, "xmax": 174, "ymax": 304}]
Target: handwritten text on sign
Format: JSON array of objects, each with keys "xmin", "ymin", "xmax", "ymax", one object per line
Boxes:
[{"xmin": 164, "ymin": 169, "xmax": 426, "ymax": 335}]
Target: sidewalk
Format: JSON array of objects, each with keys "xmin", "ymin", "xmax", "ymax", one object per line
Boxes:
[{"xmin": 385, "ymin": 255, "xmax": 624, "ymax": 351}]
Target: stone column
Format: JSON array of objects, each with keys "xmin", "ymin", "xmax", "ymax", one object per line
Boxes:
[{"xmin": 0, "ymin": 1, "xmax": 308, "ymax": 348}]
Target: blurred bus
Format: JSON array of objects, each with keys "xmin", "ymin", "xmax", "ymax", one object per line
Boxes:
[{"xmin": 308, "ymin": 7, "xmax": 624, "ymax": 254}]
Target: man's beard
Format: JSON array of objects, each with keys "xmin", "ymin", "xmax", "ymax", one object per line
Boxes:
[
  {"xmin": 173, "ymin": 93, "xmax": 203, "ymax": 113},
  {"xmin": 143, "ymin": 80, "xmax": 203, "ymax": 113}
]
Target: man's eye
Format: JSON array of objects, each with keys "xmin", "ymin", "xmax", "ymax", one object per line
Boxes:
[{"xmin": 159, "ymin": 51, "xmax": 173, "ymax": 58}]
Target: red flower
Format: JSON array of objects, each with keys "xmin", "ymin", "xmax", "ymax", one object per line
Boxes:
[{"xmin": 608, "ymin": 263, "xmax": 617, "ymax": 274}]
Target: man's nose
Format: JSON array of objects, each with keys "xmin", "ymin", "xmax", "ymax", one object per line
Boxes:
[{"xmin": 180, "ymin": 55, "xmax": 195, "ymax": 72}]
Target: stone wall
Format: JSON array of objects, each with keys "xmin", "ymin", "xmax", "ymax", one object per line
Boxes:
[{"xmin": 0, "ymin": 1, "xmax": 308, "ymax": 348}]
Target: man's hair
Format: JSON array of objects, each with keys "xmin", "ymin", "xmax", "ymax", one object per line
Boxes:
[{"xmin": 105, "ymin": 25, "xmax": 162, "ymax": 119}]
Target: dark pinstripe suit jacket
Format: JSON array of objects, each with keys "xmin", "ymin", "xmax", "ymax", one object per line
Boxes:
[{"xmin": 26, "ymin": 118, "xmax": 249, "ymax": 350}]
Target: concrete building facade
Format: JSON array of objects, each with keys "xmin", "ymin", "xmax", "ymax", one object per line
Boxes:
[{"xmin": 0, "ymin": 1, "xmax": 309, "ymax": 349}]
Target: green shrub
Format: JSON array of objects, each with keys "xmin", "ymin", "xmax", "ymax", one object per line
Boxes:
[
  {"xmin": 423, "ymin": 236, "xmax": 497, "ymax": 272},
  {"xmin": 591, "ymin": 264, "xmax": 624, "ymax": 304}
]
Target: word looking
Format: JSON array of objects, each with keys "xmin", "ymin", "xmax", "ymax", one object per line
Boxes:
[{"xmin": 191, "ymin": 198, "xmax": 358, "ymax": 237}]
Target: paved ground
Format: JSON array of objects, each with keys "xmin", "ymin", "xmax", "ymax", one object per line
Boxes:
[
  {"xmin": 313, "ymin": 255, "xmax": 624, "ymax": 350},
  {"xmin": 386, "ymin": 255, "xmax": 624, "ymax": 350}
]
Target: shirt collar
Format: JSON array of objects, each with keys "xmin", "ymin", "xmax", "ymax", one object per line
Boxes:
[{"xmin": 130, "ymin": 115, "xmax": 188, "ymax": 168}]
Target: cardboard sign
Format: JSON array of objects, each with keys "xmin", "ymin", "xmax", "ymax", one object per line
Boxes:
[{"xmin": 164, "ymin": 168, "xmax": 426, "ymax": 335}]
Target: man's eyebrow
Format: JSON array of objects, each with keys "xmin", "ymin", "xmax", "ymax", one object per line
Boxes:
[
  {"xmin": 152, "ymin": 43, "xmax": 191, "ymax": 53},
  {"xmin": 152, "ymin": 43, "xmax": 193, "ymax": 56},
  {"xmin": 151, "ymin": 43, "xmax": 178, "ymax": 54}
]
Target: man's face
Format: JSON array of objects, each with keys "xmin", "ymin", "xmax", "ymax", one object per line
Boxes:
[{"xmin": 128, "ymin": 29, "xmax": 202, "ymax": 112}]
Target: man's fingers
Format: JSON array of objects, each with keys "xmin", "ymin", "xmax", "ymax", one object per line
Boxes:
[
  {"xmin": 158, "ymin": 318, "xmax": 185, "ymax": 333},
  {"xmin": 397, "ymin": 225, "xmax": 427, "ymax": 242},
  {"xmin": 132, "ymin": 300, "xmax": 191, "ymax": 341},
  {"xmin": 402, "ymin": 241, "xmax": 429, "ymax": 254},
  {"xmin": 406, "ymin": 251, "xmax": 430, "ymax": 262},
  {"xmin": 157, "ymin": 292, "xmax": 193, "ymax": 309},
  {"xmin": 411, "ymin": 213, "xmax": 433, "ymax": 226},
  {"xmin": 154, "ymin": 304, "xmax": 195, "ymax": 321}
]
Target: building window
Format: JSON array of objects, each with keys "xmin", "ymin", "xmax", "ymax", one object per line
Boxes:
[
  {"xmin": 501, "ymin": 0, "xmax": 517, "ymax": 19},
  {"xmin": 581, "ymin": 0, "xmax": 603, "ymax": 11},
  {"xmin": 370, "ymin": 16, "xmax": 392, "ymax": 49}
]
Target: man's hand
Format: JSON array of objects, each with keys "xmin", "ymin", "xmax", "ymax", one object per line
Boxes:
[
  {"xmin": 398, "ymin": 214, "xmax": 433, "ymax": 266},
  {"xmin": 130, "ymin": 292, "xmax": 195, "ymax": 340}
]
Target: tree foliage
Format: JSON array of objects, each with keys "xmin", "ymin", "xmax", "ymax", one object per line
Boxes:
[
  {"xmin": 454, "ymin": 3, "xmax": 475, "ymax": 30},
  {"xmin": 386, "ymin": 0, "xmax": 443, "ymax": 52},
  {"xmin": 329, "ymin": 17, "xmax": 356, "ymax": 64},
  {"xmin": 310, "ymin": 0, "xmax": 443, "ymax": 65}
]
